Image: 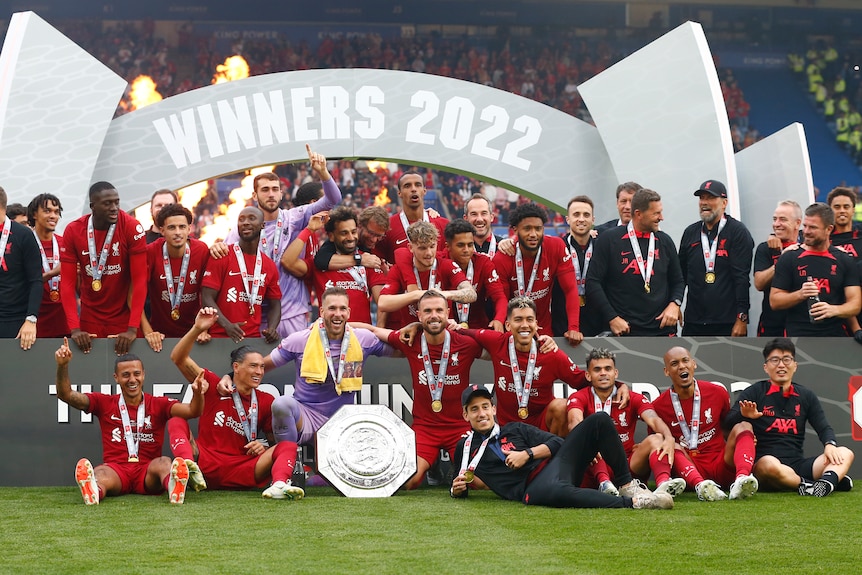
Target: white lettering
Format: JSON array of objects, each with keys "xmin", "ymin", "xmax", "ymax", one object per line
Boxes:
[
  {"xmin": 152, "ymin": 109, "xmax": 201, "ymax": 169},
  {"xmin": 197, "ymin": 104, "xmax": 225, "ymax": 157},
  {"xmin": 319, "ymin": 86, "xmax": 350, "ymax": 139},
  {"xmin": 405, "ymin": 90, "xmax": 438, "ymax": 145},
  {"xmin": 439, "ymin": 96, "xmax": 475, "ymax": 151},
  {"xmin": 355, "ymin": 85, "xmax": 384, "ymax": 139},
  {"xmin": 218, "ymin": 97, "xmax": 257, "ymax": 153},
  {"xmin": 253, "ymin": 91, "xmax": 291, "ymax": 146},
  {"xmin": 291, "ymin": 87, "xmax": 318, "ymax": 140}
]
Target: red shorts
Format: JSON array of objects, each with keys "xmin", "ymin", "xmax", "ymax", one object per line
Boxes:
[
  {"xmin": 104, "ymin": 461, "xmax": 158, "ymax": 495},
  {"xmin": 500, "ymin": 404, "xmax": 552, "ymax": 431},
  {"xmin": 413, "ymin": 422, "xmax": 471, "ymax": 466},
  {"xmin": 691, "ymin": 452, "xmax": 735, "ymax": 488},
  {"xmin": 198, "ymin": 450, "xmax": 268, "ymax": 490}
]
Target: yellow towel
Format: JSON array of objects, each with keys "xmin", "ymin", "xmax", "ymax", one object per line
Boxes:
[{"xmin": 301, "ymin": 322, "xmax": 364, "ymax": 395}]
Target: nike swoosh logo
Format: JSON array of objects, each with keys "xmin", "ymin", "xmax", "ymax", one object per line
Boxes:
[
  {"xmin": 110, "ymin": 415, "xmax": 122, "ymax": 421},
  {"xmin": 670, "ymin": 421, "xmax": 680, "ymax": 427},
  {"xmin": 81, "ymin": 250, "xmax": 89, "ymax": 255},
  {"xmin": 228, "ymin": 271, "xmax": 242, "ymax": 276},
  {"xmin": 220, "ymin": 397, "xmax": 233, "ymax": 401},
  {"xmin": 396, "ymin": 238, "xmax": 408, "ymax": 245}
]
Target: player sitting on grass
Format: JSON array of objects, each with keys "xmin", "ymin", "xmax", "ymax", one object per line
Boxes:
[{"xmin": 55, "ymin": 337, "xmax": 206, "ymax": 505}]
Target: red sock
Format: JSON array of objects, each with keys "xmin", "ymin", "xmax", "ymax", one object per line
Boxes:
[
  {"xmin": 270, "ymin": 441, "xmax": 297, "ymax": 483},
  {"xmin": 733, "ymin": 430, "xmax": 756, "ymax": 478},
  {"xmin": 591, "ymin": 459, "xmax": 612, "ymax": 483},
  {"xmin": 97, "ymin": 485, "xmax": 106, "ymax": 501},
  {"xmin": 167, "ymin": 418, "xmax": 195, "ymax": 460},
  {"xmin": 672, "ymin": 449, "xmax": 704, "ymax": 487},
  {"xmin": 162, "ymin": 474, "xmax": 170, "ymax": 492},
  {"xmin": 649, "ymin": 450, "xmax": 672, "ymax": 486}
]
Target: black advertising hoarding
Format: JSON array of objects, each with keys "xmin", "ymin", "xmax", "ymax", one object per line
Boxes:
[{"xmin": 1, "ymin": 337, "xmax": 859, "ymax": 486}]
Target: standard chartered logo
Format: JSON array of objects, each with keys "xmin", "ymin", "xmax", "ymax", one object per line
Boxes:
[{"xmin": 214, "ymin": 411, "xmax": 226, "ymax": 426}]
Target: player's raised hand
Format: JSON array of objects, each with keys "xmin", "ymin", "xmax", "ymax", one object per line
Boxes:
[
  {"xmin": 55, "ymin": 337, "xmax": 73, "ymax": 366},
  {"xmin": 216, "ymin": 374, "xmax": 235, "ymax": 396},
  {"xmin": 306, "ymin": 143, "xmax": 331, "ymax": 181},
  {"xmin": 191, "ymin": 369, "xmax": 209, "ymax": 395},
  {"xmin": 739, "ymin": 400, "xmax": 763, "ymax": 419},
  {"xmin": 195, "ymin": 307, "xmax": 219, "ymax": 331}
]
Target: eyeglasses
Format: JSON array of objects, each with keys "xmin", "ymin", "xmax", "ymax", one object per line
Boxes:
[
  {"xmin": 361, "ymin": 227, "xmax": 386, "ymax": 239},
  {"xmin": 765, "ymin": 356, "xmax": 795, "ymax": 366}
]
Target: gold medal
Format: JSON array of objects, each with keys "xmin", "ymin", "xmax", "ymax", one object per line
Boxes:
[
  {"xmin": 705, "ymin": 272, "xmax": 716, "ymax": 284},
  {"xmin": 91, "ymin": 279, "xmax": 102, "ymax": 292},
  {"xmin": 249, "ymin": 307, "xmax": 255, "ymax": 316},
  {"xmin": 463, "ymin": 470, "xmax": 475, "ymax": 483},
  {"xmin": 579, "ymin": 295, "xmax": 586, "ymax": 307},
  {"xmin": 459, "ymin": 322, "xmax": 468, "ymax": 329},
  {"xmin": 171, "ymin": 309, "xmax": 181, "ymax": 321},
  {"xmin": 49, "ymin": 290, "xmax": 60, "ymax": 302},
  {"xmin": 688, "ymin": 449, "xmax": 699, "ymax": 457},
  {"xmin": 128, "ymin": 456, "xmax": 138, "ymax": 463},
  {"xmin": 644, "ymin": 283, "xmax": 650, "ymax": 294},
  {"xmin": 518, "ymin": 407, "xmax": 529, "ymax": 419},
  {"xmin": 431, "ymin": 400, "xmax": 443, "ymax": 413}
]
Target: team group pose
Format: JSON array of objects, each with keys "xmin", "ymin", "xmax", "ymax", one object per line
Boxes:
[{"xmin": 3, "ymin": 166, "xmax": 857, "ymax": 506}]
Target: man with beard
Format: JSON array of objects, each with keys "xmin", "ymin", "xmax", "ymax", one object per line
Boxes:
[
  {"xmin": 362, "ymin": 290, "xmax": 482, "ymax": 489},
  {"xmin": 724, "ymin": 338, "xmax": 855, "ymax": 497},
  {"xmin": 202, "ymin": 206, "xmax": 281, "ymax": 343},
  {"xmin": 552, "ymin": 195, "xmax": 602, "ymax": 338},
  {"xmin": 212, "ymin": 144, "xmax": 342, "ymax": 335},
  {"xmin": 493, "ymin": 202, "xmax": 581, "ymax": 344},
  {"xmin": 771, "ymin": 203, "xmax": 861, "ymax": 336},
  {"xmin": 753, "ymin": 200, "xmax": 802, "ymax": 336},
  {"xmin": 170, "ymin": 308, "xmax": 304, "ymax": 500},
  {"xmin": 586, "ymin": 189, "xmax": 684, "ymax": 336},
  {"xmin": 678, "ymin": 180, "xmax": 754, "ymax": 336},
  {"xmin": 144, "ymin": 189, "xmax": 177, "ymax": 244},
  {"xmin": 653, "ymin": 346, "xmax": 759, "ymax": 501},
  {"xmin": 314, "ymin": 206, "xmax": 390, "ymax": 274},
  {"xmin": 59, "ymin": 181, "xmax": 147, "ymax": 354}
]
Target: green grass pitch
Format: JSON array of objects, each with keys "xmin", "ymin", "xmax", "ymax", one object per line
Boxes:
[{"xmin": 2, "ymin": 484, "xmax": 860, "ymax": 574}]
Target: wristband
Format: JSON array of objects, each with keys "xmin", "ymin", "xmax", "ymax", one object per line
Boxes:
[
  {"xmin": 526, "ymin": 447, "xmax": 534, "ymax": 461},
  {"xmin": 825, "ymin": 440, "xmax": 837, "ymax": 447},
  {"xmin": 298, "ymin": 228, "xmax": 312, "ymax": 242}
]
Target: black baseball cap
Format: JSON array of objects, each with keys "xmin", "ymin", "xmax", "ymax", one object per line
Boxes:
[
  {"xmin": 461, "ymin": 384, "xmax": 495, "ymax": 407},
  {"xmin": 694, "ymin": 180, "xmax": 728, "ymax": 198}
]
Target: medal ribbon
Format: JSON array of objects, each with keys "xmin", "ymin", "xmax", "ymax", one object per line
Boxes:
[
  {"xmin": 459, "ymin": 423, "xmax": 500, "ymax": 476},
  {"xmin": 399, "ymin": 209, "xmax": 429, "ymax": 236},
  {"xmin": 32, "ymin": 228, "xmax": 60, "ymax": 294},
  {"xmin": 486, "ymin": 234, "xmax": 497, "ymax": 258},
  {"xmin": 626, "ymin": 221, "xmax": 655, "ymax": 290},
  {"xmin": 514, "ymin": 243, "xmax": 542, "ymax": 297},
  {"xmin": 591, "ymin": 388, "xmax": 614, "ymax": 415},
  {"xmin": 508, "ymin": 335, "xmax": 537, "ymax": 411},
  {"xmin": 0, "ymin": 218, "xmax": 9, "ymax": 270},
  {"xmin": 231, "ymin": 388, "xmax": 258, "ymax": 443},
  {"xmin": 259, "ymin": 212, "xmax": 286, "ymax": 260},
  {"xmin": 346, "ymin": 251, "xmax": 369, "ymax": 294},
  {"xmin": 118, "ymin": 395, "xmax": 146, "ymax": 461},
  {"xmin": 569, "ymin": 238, "xmax": 593, "ymax": 296},
  {"xmin": 413, "ymin": 258, "xmax": 438, "ymax": 290},
  {"xmin": 162, "ymin": 242, "xmax": 191, "ymax": 315},
  {"xmin": 232, "ymin": 243, "xmax": 263, "ymax": 315},
  {"xmin": 87, "ymin": 216, "xmax": 117, "ymax": 286},
  {"xmin": 700, "ymin": 216, "xmax": 727, "ymax": 275},
  {"xmin": 670, "ymin": 382, "xmax": 701, "ymax": 451},
  {"xmin": 420, "ymin": 331, "xmax": 450, "ymax": 405},
  {"xmin": 456, "ymin": 259, "xmax": 474, "ymax": 323},
  {"xmin": 317, "ymin": 318, "xmax": 352, "ymax": 384}
]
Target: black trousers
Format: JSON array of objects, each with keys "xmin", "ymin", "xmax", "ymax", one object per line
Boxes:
[{"xmin": 523, "ymin": 413, "xmax": 631, "ymax": 508}]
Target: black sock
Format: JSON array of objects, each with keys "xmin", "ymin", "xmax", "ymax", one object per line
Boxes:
[{"xmin": 820, "ymin": 470, "xmax": 840, "ymax": 488}]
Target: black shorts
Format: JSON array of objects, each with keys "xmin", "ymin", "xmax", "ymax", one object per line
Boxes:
[{"xmin": 760, "ymin": 454, "xmax": 818, "ymax": 480}]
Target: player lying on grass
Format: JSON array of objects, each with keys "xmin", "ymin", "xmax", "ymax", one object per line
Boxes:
[{"xmin": 55, "ymin": 337, "xmax": 206, "ymax": 505}]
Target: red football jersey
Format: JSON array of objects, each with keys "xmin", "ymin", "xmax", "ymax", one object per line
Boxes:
[
  {"xmin": 567, "ymin": 388, "xmax": 653, "ymax": 456},
  {"xmin": 309, "ymin": 263, "xmax": 387, "ymax": 324},
  {"xmin": 202, "ymin": 247, "xmax": 281, "ymax": 338},
  {"xmin": 652, "ymin": 380, "xmax": 730, "ymax": 459},
  {"xmin": 85, "ymin": 392, "xmax": 177, "ymax": 464},
  {"xmin": 146, "ymin": 238, "xmax": 210, "ymax": 337},
  {"xmin": 468, "ymin": 328, "xmax": 587, "ymax": 428},
  {"xmin": 36, "ymin": 234, "xmax": 69, "ymax": 337}
]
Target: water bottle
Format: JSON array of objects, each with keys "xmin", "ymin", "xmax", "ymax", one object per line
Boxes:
[
  {"xmin": 807, "ymin": 278, "xmax": 821, "ymax": 323},
  {"xmin": 291, "ymin": 445, "xmax": 306, "ymax": 489}
]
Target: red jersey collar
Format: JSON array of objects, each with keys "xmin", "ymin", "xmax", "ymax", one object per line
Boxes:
[{"xmin": 766, "ymin": 382, "xmax": 798, "ymax": 397}]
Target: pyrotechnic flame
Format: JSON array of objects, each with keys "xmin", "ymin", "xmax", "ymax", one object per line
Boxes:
[
  {"xmin": 197, "ymin": 166, "xmax": 274, "ymax": 246},
  {"xmin": 374, "ymin": 187, "xmax": 390, "ymax": 207},
  {"xmin": 213, "ymin": 55, "xmax": 250, "ymax": 84},
  {"xmin": 129, "ymin": 75, "xmax": 162, "ymax": 110}
]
